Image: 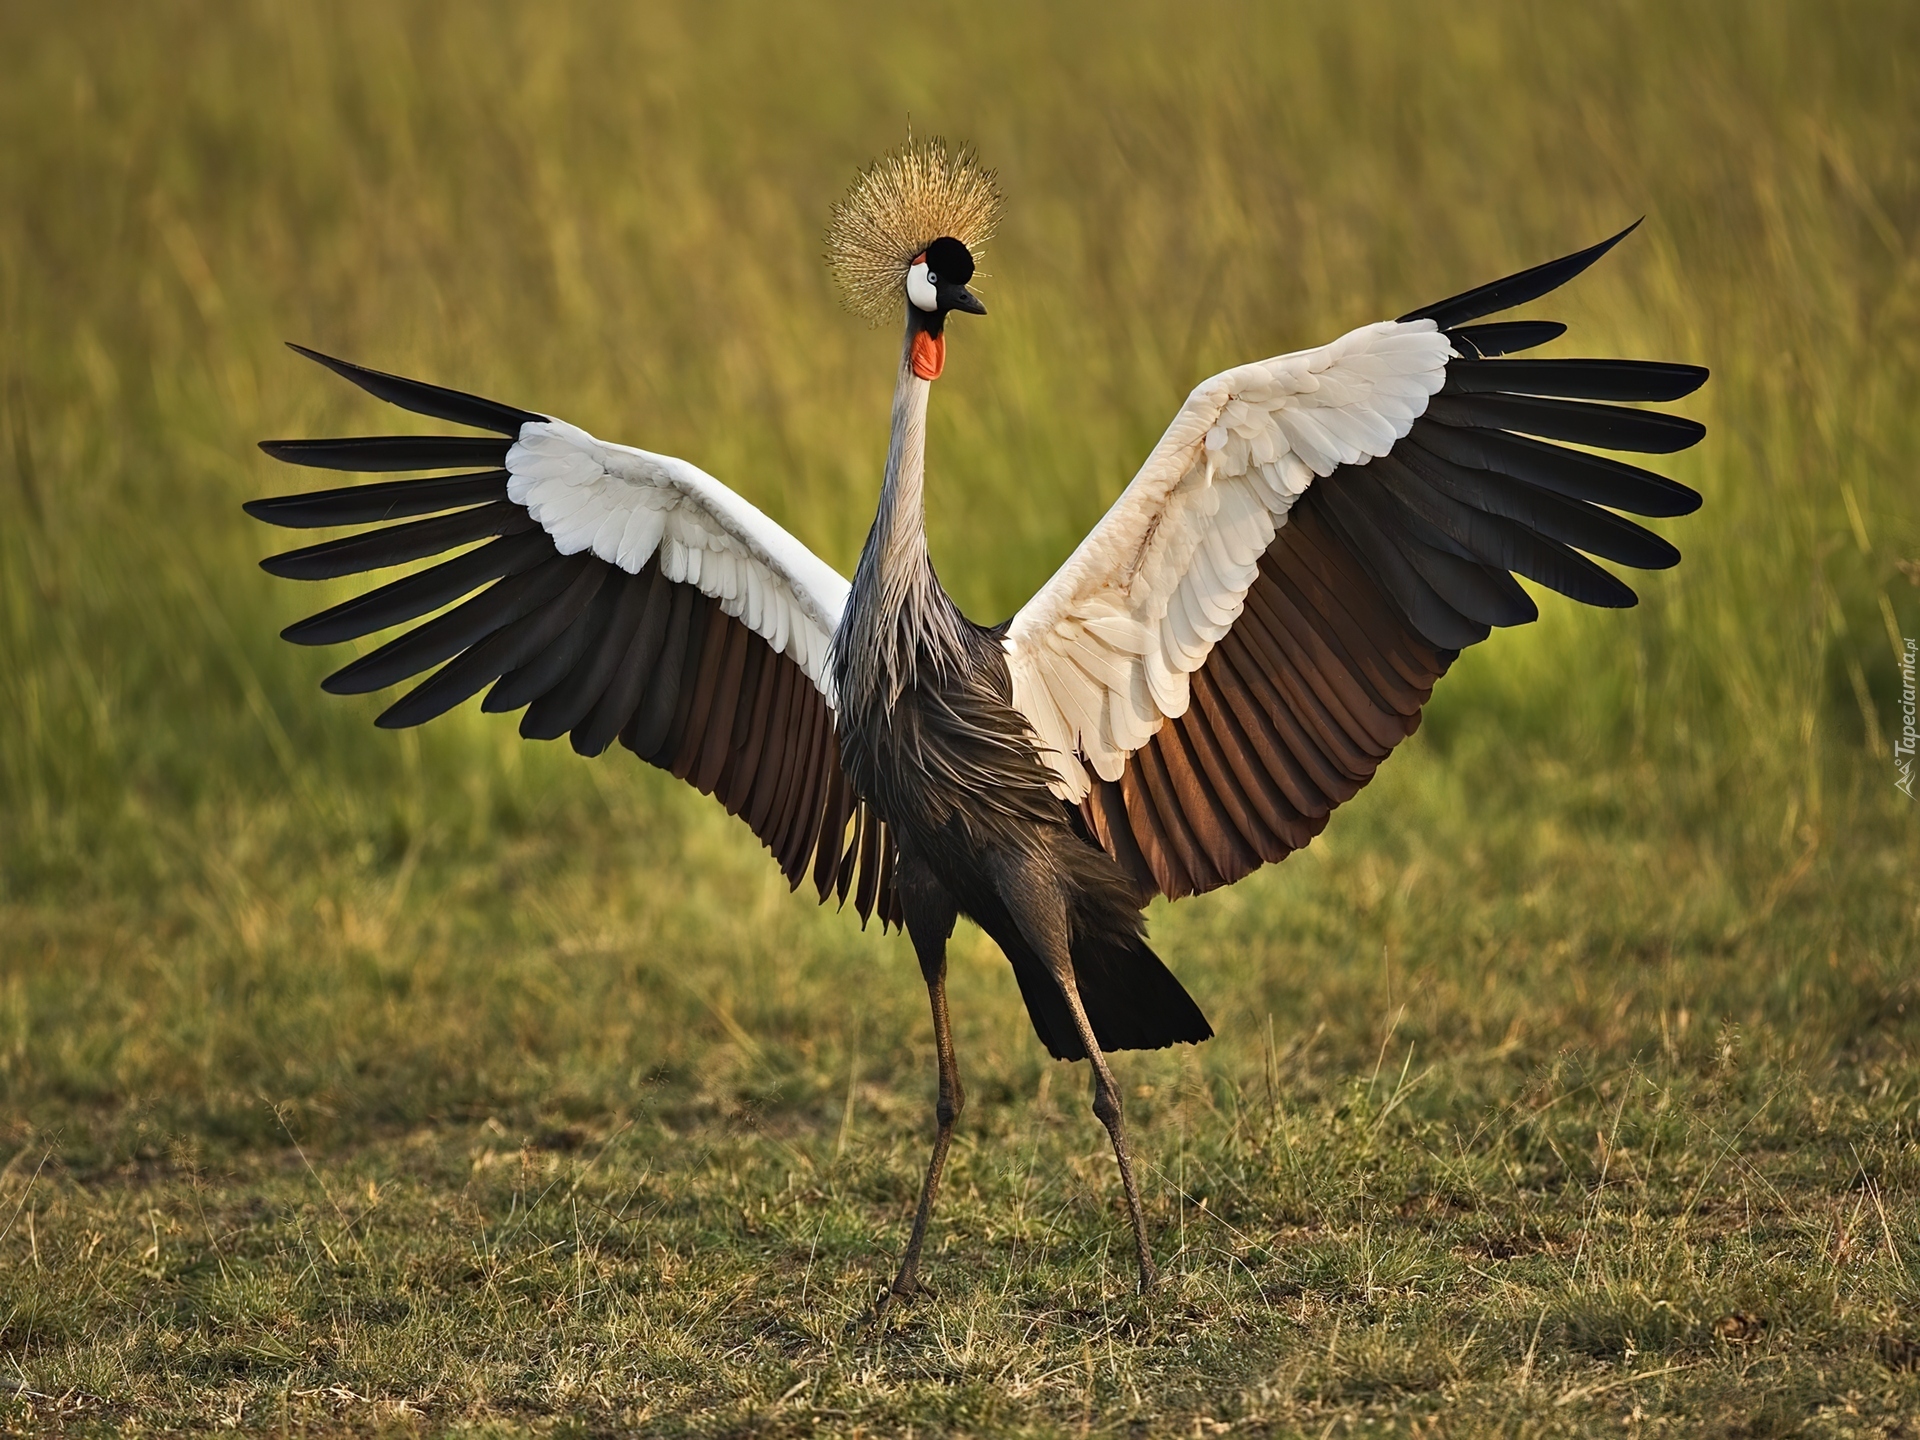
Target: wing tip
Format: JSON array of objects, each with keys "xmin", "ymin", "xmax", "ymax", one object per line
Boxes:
[
  {"xmin": 284, "ymin": 341, "xmax": 361, "ymax": 384},
  {"xmin": 1583, "ymin": 216, "xmax": 1644, "ymax": 267},
  {"xmin": 319, "ymin": 669, "xmax": 372, "ymax": 697},
  {"xmin": 1655, "ymin": 416, "xmax": 1708, "ymax": 454},
  {"xmin": 1670, "ymin": 363, "xmax": 1710, "ymax": 401},
  {"xmin": 271, "ymin": 342, "xmax": 544, "ymax": 436},
  {"xmin": 1399, "ymin": 218, "xmax": 1650, "ymax": 330}
]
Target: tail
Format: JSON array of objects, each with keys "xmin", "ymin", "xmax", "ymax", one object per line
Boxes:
[
  {"xmin": 1001, "ymin": 840, "xmax": 1214, "ymax": 1061},
  {"xmin": 1004, "ymin": 928, "xmax": 1212, "ymax": 1062}
]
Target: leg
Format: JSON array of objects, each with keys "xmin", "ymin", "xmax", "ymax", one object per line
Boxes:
[
  {"xmin": 879, "ymin": 859, "xmax": 963, "ymax": 1313},
  {"xmin": 997, "ymin": 861, "xmax": 1160, "ymax": 1294}
]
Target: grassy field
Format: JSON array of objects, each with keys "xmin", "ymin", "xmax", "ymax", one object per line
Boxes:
[{"xmin": 2, "ymin": 0, "xmax": 1919, "ymax": 1433}]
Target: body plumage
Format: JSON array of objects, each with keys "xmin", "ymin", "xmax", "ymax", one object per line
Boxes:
[{"xmin": 832, "ymin": 331, "xmax": 1211, "ymax": 1067}]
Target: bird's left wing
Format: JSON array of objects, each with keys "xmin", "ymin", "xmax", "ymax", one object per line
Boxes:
[
  {"xmin": 248, "ymin": 347, "xmax": 899, "ymax": 925},
  {"xmin": 1004, "ymin": 225, "xmax": 1706, "ymax": 899}
]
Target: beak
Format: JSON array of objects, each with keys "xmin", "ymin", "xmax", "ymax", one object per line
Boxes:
[{"xmin": 943, "ymin": 284, "xmax": 987, "ymax": 316}]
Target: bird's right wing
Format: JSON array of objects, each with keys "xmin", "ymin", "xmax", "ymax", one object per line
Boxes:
[
  {"xmin": 248, "ymin": 347, "xmax": 900, "ymax": 926},
  {"xmin": 1005, "ymin": 226, "xmax": 1706, "ymax": 900}
]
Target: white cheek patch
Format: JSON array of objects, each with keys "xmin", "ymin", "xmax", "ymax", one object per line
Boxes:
[{"xmin": 906, "ymin": 260, "xmax": 938, "ymax": 313}]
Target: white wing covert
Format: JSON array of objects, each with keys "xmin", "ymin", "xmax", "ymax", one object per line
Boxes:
[
  {"xmin": 506, "ymin": 419, "xmax": 848, "ymax": 701},
  {"xmin": 1006, "ymin": 320, "xmax": 1452, "ymax": 800}
]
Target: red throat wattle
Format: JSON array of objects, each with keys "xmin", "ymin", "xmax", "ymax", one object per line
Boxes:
[{"xmin": 910, "ymin": 330, "xmax": 946, "ymax": 381}]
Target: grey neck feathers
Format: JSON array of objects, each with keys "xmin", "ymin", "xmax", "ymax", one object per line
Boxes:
[{"xmin": 835, "ymin": 327, "xmax": 972, "ymax": 712}]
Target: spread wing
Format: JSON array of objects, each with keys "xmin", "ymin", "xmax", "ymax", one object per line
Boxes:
[
  {"xmin": 248, "ymin": 347, "xmax": 899, "ymax": 926},
  {"xmin": 1004, "ymin": 224, "xmax": 1707, "ymax": 900}
]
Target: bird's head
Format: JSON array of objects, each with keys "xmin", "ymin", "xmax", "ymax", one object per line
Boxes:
[
  {"xmin": 907, "ymin": 237, "xmax": 987, "ymax": 318},
  {"xmin": 826, "ymin": 137, "xmax": 1001, "ymax": 382},
  {"xmin": 904, "ymin": 236, "xmax": 985, "ymax": 380}
]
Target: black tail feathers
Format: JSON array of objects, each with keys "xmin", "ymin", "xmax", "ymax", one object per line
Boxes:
[
  {"xmin": 968, "ymin": 820, "xmax": 1213, "ymax": 1061},
  {"xmin": 1078, "ymin": 929, "xmax": 1214, "ymax": 1057},
  {"xmin": 1006, "ymin": 927, "xmax": 1213, "ymax": 1062}
]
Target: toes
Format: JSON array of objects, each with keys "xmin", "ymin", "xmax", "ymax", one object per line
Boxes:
[{"xmin": 873, "ymin": 1275, "xmax": 935, "ymax": 1318}]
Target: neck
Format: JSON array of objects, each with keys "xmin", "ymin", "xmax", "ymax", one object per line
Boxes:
[
  {"xmin": 868, "ymin": 325, "xmax": 933, "ymax": 586},
  {"xmin": 837, "ymin": 314, "xmax": 968, "ymax": 709}
]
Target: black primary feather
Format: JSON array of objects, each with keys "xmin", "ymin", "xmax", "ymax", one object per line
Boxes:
[
  {"xmin": 281, "ymin": 529, "xmax": 551, "ymax": 646},
  {"xmin": 285, "ymin": 344, "xmax": 546, "ymax": 435},
  {"xmin": 260, "ymin": 500, "xmax": 536, "ymax": 580},
  {"xmin": 375, "ymin": 557, "xmax": 604, "ymax": 729},
  {"xmin": 574, "ymin": 567, "xmax": 677, "ymax": 757},
  {"xmin": 244, "ymin": 470, "xmax": 509, "ymax": 529},
  {"xmin": 1443, "ymin": 358, "xmax": 1708, "ymax": 403},
  {"xmin": 1372, "ymin": 453, "xmax": 1642, "ymax": 606},
  {"xmin": 1400, "ymin": 220, "xmax": 1641, "ymax": 329},
  {"xmin": 1407, "ymin": 421, "xmax": 1702, "ymax": 518},
  {"xmin": 521, "ymin": 569, "xmax": 654, "ymax": 744},
  {"xmin": 488, "ymin": 578, "xmax": 621, "ymax": 716},
  {"xmin": 1447, "ymin": 321, "xmax": 1567, "ymax": 357},
  {"xmin": 322, "ymin": 561, "xmax": 576, "ymax": 696},
  {"xmin": 1312, "ymin": 485, "xmax": 1490, "ymax": 650},
  {"xmin": 1395, "ymin": 443, "xmax": 1679, "ymax": 571},
  {"xmin": 258, "ymin": 436, "xmax": 513, "ymax": 473},
  {"xmin": 1424, "ymin": 393, "xmax": 1706, "ymax": 454}
]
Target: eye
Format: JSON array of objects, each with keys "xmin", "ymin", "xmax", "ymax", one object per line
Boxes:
[
  {"xmin": 905, "ymin": 260, "xmax": 939, "ymax": 312},
  {"xmin": 926, "ymin": 271, "xmax": 938, "ymax": 285}
]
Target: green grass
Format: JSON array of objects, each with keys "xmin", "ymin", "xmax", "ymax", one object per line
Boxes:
[{"xmin": 3, "ymin": 0, "xmax": 1919, "ymax": 1433}]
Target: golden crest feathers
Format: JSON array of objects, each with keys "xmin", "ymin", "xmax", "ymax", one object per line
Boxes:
[{"xmin": 826, "ymin": 137, "xmax": 1002, "ymax": 324}]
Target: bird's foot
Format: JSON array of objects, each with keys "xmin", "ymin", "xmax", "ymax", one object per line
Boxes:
[
  {"xmin": 869, "ymin": 1273, "xmax": 936, "ymax": 1323},
  {"xmin": 1135, "ymin": 1256, "xmax": 1161, "ymax": 1297}
]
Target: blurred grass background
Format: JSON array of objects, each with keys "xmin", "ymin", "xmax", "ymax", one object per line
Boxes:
[{"xmin": 1, "ymin": 0, "xmax": 1918, "ymax": 1433}]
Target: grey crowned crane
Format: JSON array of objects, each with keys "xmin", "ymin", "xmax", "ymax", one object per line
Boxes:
[{"xmin": 245, "ymin": 140, "xmax": 1706, "ymax": 1304}]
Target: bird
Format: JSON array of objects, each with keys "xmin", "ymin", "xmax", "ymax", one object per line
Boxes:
[{"xmin": 243, "ymin": 138, "xmax": 1706, "ymax": 1305}]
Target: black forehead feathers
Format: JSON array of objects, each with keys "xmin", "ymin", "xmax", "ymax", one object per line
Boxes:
[{"xmin": 925, "ymin": 236, "xmax": 974, "ymax": 285}]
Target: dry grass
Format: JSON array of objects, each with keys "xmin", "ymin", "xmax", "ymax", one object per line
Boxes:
[{"xmin": 2, "ymin": 0, "xmax": 1919, "ymax": 1433}]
